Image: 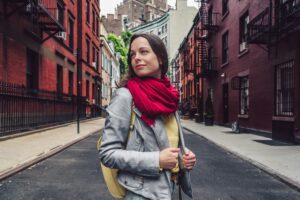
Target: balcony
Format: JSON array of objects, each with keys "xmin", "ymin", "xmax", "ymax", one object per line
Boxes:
[
  {"xmin": 37, "ymin": 0, "xmax": 64, "ymax": 31},
  {"xmin": 200, "ymin": 57, "xmax": 218, "ymax": 77},
  {"xmin": 5, "ymin": 0, "xmax": 65, "ymax": 34},
  {"xmin": 278, "ymin": 0, "xmax": 300, "ymax": 32},
  {"xmin": 202, "ymin": 12, "xmax": 219, "ymax": 33},
  {"xmin": 247, "ymin": 7, "xmax": 271, "ymax": 44},
  {"xmin": 248, "ymin": 0, "xmax": 300, "ymax": 45}
]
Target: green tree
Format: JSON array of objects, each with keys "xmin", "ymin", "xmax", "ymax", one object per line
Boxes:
[
  {"xmin": 121, "ymin": 31, "xmax": 133, "ymax": 48},
  {"xmin": 107, "ymin": 32, "xmax": 132, "ymax": 74}
]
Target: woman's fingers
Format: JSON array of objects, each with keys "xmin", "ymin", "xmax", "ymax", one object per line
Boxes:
[{"xmin": 182, "ymin": 151, "xmax": 196, "ymax": 170}]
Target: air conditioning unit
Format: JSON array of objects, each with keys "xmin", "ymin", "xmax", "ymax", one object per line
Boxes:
[
  {"xmin": 56, "ymin": 31, "xmax": 66, "ymax": 40},
  {"xmin": 25, "ymin": 3, "xmax": 32, "ymax": 12},
  {"xmin": 92, "ymin": 62, "xmax": 97, "ymax": 68},
  {"xmin": 240, "ymin": 42, "xmax": 247, "ymax": 52}
]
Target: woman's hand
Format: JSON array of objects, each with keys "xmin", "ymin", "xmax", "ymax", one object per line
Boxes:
[
  {"xmin": 159, "ymin": 147, "xmax": 180, "ymax": 170},
  {"xmin": 183, "ymin": 150, "xmax": 196, "ymax": 170}
]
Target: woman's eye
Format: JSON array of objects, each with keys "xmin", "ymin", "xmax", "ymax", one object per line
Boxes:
[
  {"xmin": 130, "ymin": 53, "xmax": 135, "ymax": 58},
  {"xmin": 141, "ymin": 50, "xmax": 148, "ymax": 54}
]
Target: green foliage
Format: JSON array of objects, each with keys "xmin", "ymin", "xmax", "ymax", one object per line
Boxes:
[
  {"xmin": 121, "ymin": 31, "xmax": 133, "ymax": 48},
  {"xmin": 107, "ymin": 32, "xmax": 132, "ymax": 74}
]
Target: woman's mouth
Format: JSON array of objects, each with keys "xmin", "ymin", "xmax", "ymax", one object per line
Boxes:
[{"xmin": 135, "ymin": 65, "xmax": 145, "ymax": 70}]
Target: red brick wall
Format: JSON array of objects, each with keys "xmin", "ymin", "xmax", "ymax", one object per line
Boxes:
[{"xmin": 207, "ymin": 0, "xmax": 273, "ymax": 132}]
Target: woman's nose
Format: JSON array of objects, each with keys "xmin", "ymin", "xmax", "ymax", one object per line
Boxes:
[{"xmin": 134, "ymin": 53, "xmax": 141, "ymax": 62}]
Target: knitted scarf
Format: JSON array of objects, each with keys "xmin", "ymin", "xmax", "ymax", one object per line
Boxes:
[{"xmin": 127, "ymin": 76, "xmax": 179, "ymax": 126}]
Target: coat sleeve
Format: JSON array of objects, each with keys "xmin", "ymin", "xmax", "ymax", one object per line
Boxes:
[{"xmin": 99, "ymin": 88, "xmax": 160, "ymax": 177}]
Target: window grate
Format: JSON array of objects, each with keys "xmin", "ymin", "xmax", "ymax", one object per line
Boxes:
[{"xmin": 275, "ymin": 60, "xmax": 294, "ymax": 116}]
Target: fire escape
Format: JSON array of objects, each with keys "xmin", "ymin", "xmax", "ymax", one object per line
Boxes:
[
  {"xmin": 3, "ymin": 0, "xmax": 65, "ymax": 43},
  {"xmin": 196, "ymin": 0, "xmax": 219, "ymax": 78},
  {"xmin": 247, "ymin": 0, "xmax": 300, "ymax": 53}
]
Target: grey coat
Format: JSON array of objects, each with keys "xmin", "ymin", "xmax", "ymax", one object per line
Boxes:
[{"xmin": 99, "ymin": 88, "xmax": 193, "ymax": 200}]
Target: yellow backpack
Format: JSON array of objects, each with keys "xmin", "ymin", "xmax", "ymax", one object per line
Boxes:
[{"xmin": 97, "ymin": 111, "xmax": 136, "ymax": 199}]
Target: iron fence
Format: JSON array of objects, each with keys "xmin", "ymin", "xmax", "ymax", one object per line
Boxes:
[{"xmin": 0, "ymin": 81, "xmax": 87, "ymax": 137}]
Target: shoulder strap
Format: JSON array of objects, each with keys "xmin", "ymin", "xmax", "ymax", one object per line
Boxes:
[{"xmin": 125, "ymin": 104, "xmax": 136, "ymax": 145}]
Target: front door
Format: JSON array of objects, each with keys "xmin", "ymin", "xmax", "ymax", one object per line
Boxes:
[{"xmin": 223, "ymin": 83, "xmax": 229, "ymax": 124}]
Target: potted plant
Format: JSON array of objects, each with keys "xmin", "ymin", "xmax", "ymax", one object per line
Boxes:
[{"xmin": 204, "ymin": 94, "xmax": 214, "ymax": 126}]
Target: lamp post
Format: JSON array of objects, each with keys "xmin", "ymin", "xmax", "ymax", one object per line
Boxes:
[{"xmin": 76, "ymin": 0, "xmax": 83, "ymax": 134}]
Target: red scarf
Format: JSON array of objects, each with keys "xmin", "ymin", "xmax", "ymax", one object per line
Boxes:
[{"xmin": 127, "ymin": 76, "xmax": 179, "ymax": 126}]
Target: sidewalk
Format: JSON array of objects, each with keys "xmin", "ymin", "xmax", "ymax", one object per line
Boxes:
[
  {"xmin": 181, "ymin": 119, "xmax": 300, "ymax": 189},
  {"xmin": 0, "ymin": 118, "xmax": 105, "ymax": 180}
]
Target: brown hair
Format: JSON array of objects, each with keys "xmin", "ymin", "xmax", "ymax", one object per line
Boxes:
[{"xmin": 119, "ymin": 33, "xmax": 168, "ymax": 87}]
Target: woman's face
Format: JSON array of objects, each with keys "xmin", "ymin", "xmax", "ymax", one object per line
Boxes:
[{"xmin": 130, "ymin": 37, "xmax": 161, "ymax": 79}]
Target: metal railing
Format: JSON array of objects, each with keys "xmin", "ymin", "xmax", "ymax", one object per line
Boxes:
[
  {"xmin": 37, "ymin": 0, "xmax": 65, "ymax": 31},
  {"xmin": 279, "ymin": 0, "xmax": 300, "ymax": 26},
  {"xmin": 247, "ymin": 7, "xmax": 270, "ymax": 43},
  {"xmin": 0, "ymin": 81, "xmax": 87, "ymax": 137}
]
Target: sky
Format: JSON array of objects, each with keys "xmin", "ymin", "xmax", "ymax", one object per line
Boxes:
[{"xmin": 100, "ymin": 0, "xmax": 199, "ymax": 16}]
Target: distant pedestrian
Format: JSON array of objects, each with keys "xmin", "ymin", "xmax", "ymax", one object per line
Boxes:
[{"xmin": 99, "ymin": 33, "xmax": 196, "ymax": 200}]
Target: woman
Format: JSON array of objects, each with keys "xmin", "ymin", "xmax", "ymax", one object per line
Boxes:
[{"xmin": 99, "ymin": 33, "xmax": 196, "ymax": 200}]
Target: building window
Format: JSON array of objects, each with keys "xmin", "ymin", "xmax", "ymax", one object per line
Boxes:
[
  {"xmin": 96, "ymin": 50, "xmax": 99, "ymax": 71},
  {"xmin": 57, "ymin": 65, "xmax": 63, "ymax": 97},
  {"xmin": 92, "ymin": 46, "xmax": 95, "ymax": 64},
  {"xmin": 92, "ymin": 83, "xmax": 95, "ymax": 101},
  {"xmin": 239, "ymin": 76, "xmax": 249, "ymax": 115},
  {"xmin": 222, "ymin": 0, "xmax": 229, "ymax": 16},
  {"xmin": 96, "ymin": 16, "xmax": 99, "ymax": 36},
  {"xmin": 239, "ymin": 11, "xmax": 249, "ymax": 52},
  {"xmin": 68, "ymin": 18, "xmax": 74, "ymax": 50},
  {"xmin": 162, "ymin": 37, "xmax": 167, "ymax": 47},
  {"xmin": 208, "ymin": 47, "xmax": 214, "ymax": 70},
  {"xmin": 68, "ymin": 71, "xmax": 74, "ymax": 95},
  {"xmin": 86, "ymin": 79, "xmax": 90, "ymax": 99},
  {"xmin": 222, "ymin": 31, "xmax": 229, "ymax": 64},
  {"xmin": 275, "ymin": 60, "xmax": 294, "ymax": 116},
  {"xmin": 86, "ymin": 38, "xmax": 90, "ymax": 64},
  {"xmin": 57, "ymin": 2, "xmax": 64, "ymax": 26},
  {"xmin": 26, "ymin": 49, "xmax": 39, "ymax": 91},
  {"xmin": 92, "ymin": 9, "xmax": 95, "ymax": 32},
  {"xmin": 86, "ymin": 0, "xmax": 90, "ymax": 24},
  {"xmin": 208, "ymin": 6, "xmax": 213, "ymax": 25}
]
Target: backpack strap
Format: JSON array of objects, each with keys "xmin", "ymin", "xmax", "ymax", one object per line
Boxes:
[{"xmin": 125, "ymin": 103, "xmax": 136, "ymax": 145}]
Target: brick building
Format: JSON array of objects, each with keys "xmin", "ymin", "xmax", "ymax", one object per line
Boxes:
[
  {"xmin": 80, "ymin": 0, "xmax": 101, "ymax": 117},
  {"xmin": 178, "ymin": 0, "xmax": 300, "ymax": 142},
  {"xmin": 0, "ymin": 0, "xmax": 101, "ymax": 136},
  {"xmin": 102, "ymin": 0, "xmax": 168, "ymax": 36}
]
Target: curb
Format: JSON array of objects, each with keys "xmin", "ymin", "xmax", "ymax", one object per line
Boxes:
[
  {"xmin": 0, "ymin": 129, "xmax": 101, "ymax": 181},
  {"xmin": 0, "ymin": 117, "xmax": 103, "ymax": 142},
  {"xmin": 182, "ymin": 126, "xmax": 300, "ymax": 192}
]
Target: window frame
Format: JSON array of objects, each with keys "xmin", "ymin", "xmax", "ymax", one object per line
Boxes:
[
  {"xmin": 56, "ymin": 64, "xmax": 63, "ymax": 97},
  {"xmin": 86, "ymin": 37, "xmax": 90, "ymax": 64},
  {"xmin": 57, "ymin": 2, "xmax": 65, "ymax": 26},
  {"xmin": 239, "ymin": 76, "xmax": 249, "ymax": 115},
  {"xmin": 222, "ymin": 0, "xmax": 229, "ymax": 16},
  {"xmin": 68, "ymin": 17, "xmax": 74, "ymax": 50},
  {"xmin": 222, "ymin": 31, "xmax": 229, "ymax": 64},
  {"xmin": 275, "ymin": 60, "xmax": 294, "ymax": 116},
  {"xmin": 239, "ymin": 11, "xmax": 249, "ymax": 52},
  {"xmin": 86, "ymin": 0, "xmax": 90, "ymax": 24},
  {"xmin": 26, "ymin": 49, "xmax": 39, "ymax": 91},
  {"xmin": 68, "ymin": 71, "xmax": 74, "ymax": 96}
]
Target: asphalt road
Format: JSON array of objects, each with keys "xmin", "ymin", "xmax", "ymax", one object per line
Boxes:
[{"xmin": 1, "ymin": 130, "xmax": 300, "ymax": 200}]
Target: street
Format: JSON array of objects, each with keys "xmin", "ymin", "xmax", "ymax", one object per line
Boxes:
[{"xmin": 0, "ymin": 130, "xmax": 300, "ymax": 200}]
